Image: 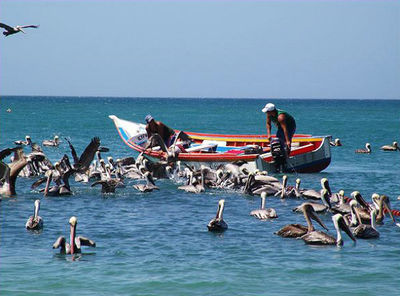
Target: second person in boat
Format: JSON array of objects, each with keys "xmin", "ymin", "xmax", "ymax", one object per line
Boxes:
[{"xmin": 262, "ymin": 103, "xmax": 296, "ymax": 154}]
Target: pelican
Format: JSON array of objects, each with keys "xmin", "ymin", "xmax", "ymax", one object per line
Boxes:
[
  {"xmin": 301, "ymin": 214, "xmax": 356, "ymax": 246},
  {"xmin": 330, "ymin": 190, "xmax": 351, "ymax": 214},
  {"xmin": 274, "ymin": 175, "xmax": 292, "ymax": 199},
  {"xmin": 292, "ymin": 189, "xmax": 331, "ymax": 214},
  {"xmin": 380, "ymin": 141, "xmax": 400, "ymax": 151},
  {"xmin": 0, "ymin": 148, "xmax": 44, "ymax": 196},
  {"xmin": 300, "ymin": 177, "xmax": 331, "ymax": 200},
  {"xmin": 330, "ymin": 138, "xmax": 342, "ymax": 147},
  {"xmin": 42, "ymin": 135, "xmax": 60, "ymax": 147},
  {"xmin": 53, "ymin": 216, "xmax": 96, "ymax": 254},
  {"xmin": 14, "ymin": 135, "xmax": 32, "ymax": 146},
  {"xmin": 250, "ymin": 192, "xmax": 277, "ymax": 220},
  {"xmin": 352, "ymin": 192, "xmax": 394, "ymax": 224},
  {"xmin": 355, "ymin": 143, "xmax": 371, "ymax": 154},
  {"xmin": 275, "ymin": 203, "xmax": 328, "ymax": 238},
  {"xmin": 0, "ymin": 22, "xmax": 39, "ymax": 36},
  {"xmin": 178, "ymin": 167, "xmax": 205, "ymax": 194},
  {"xmin": 25, "ymin": 199, "xmax": 43, "ymax": 230},
  {"xmin": 207, "ymin": 199, "xmax": 228, "ymax": 232},
  {"xmin": 352, "ymin": 204, "xmax": 380, "ymax": 239},
  {"xmin": 133, "ymin": 172, "xmax": 159, "ymax": 192}
]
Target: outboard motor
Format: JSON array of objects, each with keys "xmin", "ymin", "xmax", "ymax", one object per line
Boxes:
[{"xmin": 270, "ymin": 139, "xmax": 286, "ymax": 172}]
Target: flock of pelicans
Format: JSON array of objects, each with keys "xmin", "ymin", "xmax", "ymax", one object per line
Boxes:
[{"xmin": 1, "ymin": 135, "xmax": 400, "ymax": 255}]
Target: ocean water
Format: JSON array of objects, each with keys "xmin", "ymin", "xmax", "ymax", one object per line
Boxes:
[{"xmin": 1, "ymin": 96, "xmax": 400, "ymax": 296}]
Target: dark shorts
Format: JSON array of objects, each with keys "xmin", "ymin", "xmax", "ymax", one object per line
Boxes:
[{"xmin": 276, "ymin": 126, "xmax": 296, "ymax": 146}]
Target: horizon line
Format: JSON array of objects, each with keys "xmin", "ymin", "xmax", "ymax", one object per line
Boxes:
[{"xmin": 1, "ymin": 94, "xmax": 399, "ymax": 100}]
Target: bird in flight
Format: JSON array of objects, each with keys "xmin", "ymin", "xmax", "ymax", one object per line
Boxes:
[{"xmin": 0, "ymin": 22, "xmax": 39, "ymax": 36}]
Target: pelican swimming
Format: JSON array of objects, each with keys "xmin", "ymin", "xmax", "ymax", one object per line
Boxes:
[
  {"xmin": 0, "ymin": 148, "xmax": 44, "ymax": 196},
  {"xmin": 42, "ymin": 135, "xmax": 60, "ymax": 147},
  {"xmin": 301, "ymin": 214, "xmax": 356, "ymax": 246},
  {"xmin": 300, "ymin": 177, "xmax": 331, "ymax": 200},
  {"xmin": 207, "ymin": 199, "xmax": 228, "ymax": 232},
  {"xmin": 350, "ymin": 201, "xmax": 380, "ymax": 239},
  {"xmin": 355, "ymin": 143, "xmax": 371, "ymax": 154},
  {"xmin": 250, "ymin": 192, "xmax": 277, "ymax": 220},
  {"xmin": 380, "ymin": 141, "xmax": 400, "ymax": 151},
  {"xmin": 330, "ymin": 138, "xmax": 342, "ymax": 147},
  {"xmin": 53, "ymin": 216, "xmax": 96, "ymax": 254},
  {"xmin": 292, "ymin": 189, "xmax": 331, "ymax": 214},
  {"xmin": 352, "ymin": 192, "xmax": 394, "ymax": 225},
  {"xmin": 178, "ymin": 167, "xmax": 206, "ymax": 193},
  {"xmin": 133, "ymin": 172, "xmax": 159, "ymax": 192},
  {"xmin": 0, "ymin": 22, "xmax": 39, "ymax": 36},
  {"xmin": 25, "ymin": 199, "xmax": 43, "ymax": 230},
  {"xmin": 14, "ymin": 135, "xmax": 32, "ymax": 146},
  {"xmin": 275, "ymin": 203, "xmax": 328, "ymax": 238}
]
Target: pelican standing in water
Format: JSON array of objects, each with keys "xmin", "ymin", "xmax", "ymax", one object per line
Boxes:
[
  {"xmin": 275, "ymin": 203, "xmax": 328, "ymax": 238},
  {"xmin": 42, "ymin": 135, "xmax": 60, "ymax": 147},
  {"xmin": 380, "ymin": 141, "xmax": 400, "ymax": 151},
  {"xmin": 207, "ymin": 199, "xmax": 228, "ymax": 232},
  {"xmin": 301, "ymin": 214, "xmax": 356, "ymax": 246},
  {"xmin": 0, "ymin": 22, "xmax": 39, "ymax": 36},
  {"xmin": 355, "ymin": 143, "xmax": 371, "ymax": 154},
  {"xmin": 53, "ymin": 216, "xmax": 96, "ymax": 254},
  {"xmin": 250, "ymin": 191, "xmax": 277, "ymax": 220},
  {"xmin": 25, "ymin": 199, "xmax": 43, "ymax": 230}
]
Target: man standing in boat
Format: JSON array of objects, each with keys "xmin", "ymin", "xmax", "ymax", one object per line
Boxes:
[{"xmin": 263, "ymin": 103, "xmax": 296, "ymax": 153}]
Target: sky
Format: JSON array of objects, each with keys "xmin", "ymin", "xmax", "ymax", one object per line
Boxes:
[{"xmin": 0, "ymin": 0, "xmax": 399, "ymax": 99}]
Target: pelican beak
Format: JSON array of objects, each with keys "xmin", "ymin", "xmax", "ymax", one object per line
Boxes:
[
  {"xmin": 383, "ymin": 199, "xmax": 395, "ymax": 222},
  {"xmin": 338, "ymin": 215, "xmax": 356, "ymax": 242},
  {"xmin": 309, "ymin": 209, "xmax": 328, "ymax": 231}
]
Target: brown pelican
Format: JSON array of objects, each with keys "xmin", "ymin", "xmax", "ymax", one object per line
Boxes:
[
  {"xmin": 250, "ymin": 191, "xmax": 277, "ymax": 220},
  {"xmin": 292, "ymin": 189, "xmax": 331, "ymax": 214},
  {"xmin": 330, "ymin": 138, "xmax": 342, "ymax": 147},
  {"xmin": 380, "ymin": 141, "xmax": 400, "ymax": 151},
  {"xmin": 133, "ymin": 172, "xmax": 159, "ymax": 192},
  {"xmin": 14, "ymin": 135, "xmax": 32, "ymax": 146},
  {"xmin": 352, "ymin": 192, "xmax": 394, "ymax": 224},
  {"xmin": 42, "ymin": 135, "xmax": 60, "ymax": 147},
  {"xmin": 25, "ymin": 199, "xmax": 43, "ymax": 230},
  {"xmin": 0, "ymin": 148, "xmax": 44, "ymax": 196},
  {"xmin": 274, "ymin": 175, "xmax": 292, "ymax": 199},
  {"xmin": 300, "ymin": 178, "xmax": 331, "ymax": 200},
  {"xmin": 53, "ymin": 216, "xmax": 96, "ymax": 254},
  {"xmin": 301, "ymin": 214, "xmax": 356, "ymax": 246},
  {"xmin": 330, "ymin": 190, "xmax": 351, "ymax": 214},
  {"xmin": 275, "ymin": 203, "xmax": 328, "ymax": 238},
  {"xmin": 355, "ymin": 143, "xmax": 371, "ymax": 154},
  {"xmin": 178, "ymin": 166, "xmax": 206, "ymax": 193},
  {"xmin": 207, "ymin": 199, "xmax": 228, "ymax": 232},
  {"xmin": 0, "ymin": 23, "xmax": 39, "ymax": 36},
  {"xmin": 352, "ymin": 205, "xmax": 380, "ymax": 239}
]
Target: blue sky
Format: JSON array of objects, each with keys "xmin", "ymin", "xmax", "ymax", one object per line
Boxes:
[{"xmin": 0, "ymin": 0, "xmax": 399, "ymax": 99}]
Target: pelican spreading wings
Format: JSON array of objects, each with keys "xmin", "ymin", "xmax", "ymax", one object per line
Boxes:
[{"xmin": 0, "ymin": 22, "xmax": 39, "ymax": 36}]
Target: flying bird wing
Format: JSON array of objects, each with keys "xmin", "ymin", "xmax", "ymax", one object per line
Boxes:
[
  {"xmin": 0, "ymin": 23, "xmax": 14, "ymax": 31},
  {"xmin": 77, "ymin": 137, "xmax": 100, "ymax": 172},
  {"xmin": 65, "ymin": 138, "xmax": 79, "ymax": 165},
  {"xmin": 20, "ymin": 25, "xmax": 39, "ymax": 29}
]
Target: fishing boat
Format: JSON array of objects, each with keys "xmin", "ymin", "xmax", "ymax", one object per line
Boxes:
[{"xmin": 109, "ymin": 115, "xmax": 332, "ymax": 173}]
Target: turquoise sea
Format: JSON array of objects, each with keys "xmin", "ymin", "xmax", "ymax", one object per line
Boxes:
[{"xmin": 1, "ymin": 96, "xmax": 400, "ymax": 295}]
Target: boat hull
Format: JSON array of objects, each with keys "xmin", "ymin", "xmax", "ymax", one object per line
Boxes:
[{"xmin": 109, "ymin": 115, "xmax": 332, "ymax": 173}]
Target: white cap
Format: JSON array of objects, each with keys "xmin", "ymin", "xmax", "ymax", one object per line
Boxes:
[{"xmin": 262, "ymin": 103, "xmax": 276, "ymax": 113}]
